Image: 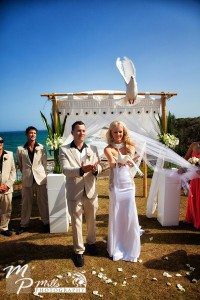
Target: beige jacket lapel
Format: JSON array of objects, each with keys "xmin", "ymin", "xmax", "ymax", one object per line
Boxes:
[
  {"xmin": 33, "ymin": 145, "xmax": 43, "ymax": 164},
  {"xmin": 70, "ymin": 147, "xmax": 81, "ymax": 166},
  {"xmin": 21, "ymin": 147, "xmax": 31, "ymax": 164}
]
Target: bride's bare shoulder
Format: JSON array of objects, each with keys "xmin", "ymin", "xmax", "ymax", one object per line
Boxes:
[{"xmin": 104, "ymin": 144, "xmax": 113, "ymax": 153}]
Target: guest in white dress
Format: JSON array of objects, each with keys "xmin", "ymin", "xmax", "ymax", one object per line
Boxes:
[{"xmin": 104, "ymin": 121, "xmax": 141, "ymax": 262}]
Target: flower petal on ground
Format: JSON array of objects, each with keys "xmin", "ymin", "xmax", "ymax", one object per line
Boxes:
[
  {"xmin": 105, "ymin": 279, "xmax": 112, "ymax": 284},
  {"xmin": 93, "ymin": 291, "xmax": 99, "ymax": 295},
  {"xmin": 185, "ymin": 272, "xmax": 191, "ymax": 276},
  {"xmin": 176, "ymin": 284, "xmax": 185, "ymax": 292},
  {"xmin": 117, "ymin": 268, "xmax": 123, "ymax": 272},
  {"xmin": 163, "ymin": 272, "xmax": 172, "ymax": 278},
  {"xmin": 98, "ymin": 272, "xmax": 103, "ymax": 278}
]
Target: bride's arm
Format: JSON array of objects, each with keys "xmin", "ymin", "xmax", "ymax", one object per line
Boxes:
[{"xmin": 104, "ymin": 146, "xmax": 116, "ymax": 168}]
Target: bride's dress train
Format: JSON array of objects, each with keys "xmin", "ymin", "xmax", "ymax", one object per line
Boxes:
[{"xmin": 108, "ymin": 165, "xmax": 141, "ymax": 261}]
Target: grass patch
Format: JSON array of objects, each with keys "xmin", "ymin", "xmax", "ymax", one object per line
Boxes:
[{"xmin": 0, "ymin": 178, "xmax": 199, "ymax": 299}]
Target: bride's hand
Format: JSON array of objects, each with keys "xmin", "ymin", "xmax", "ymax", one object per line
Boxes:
[
  {"xmin": 126, "ymin": 160, "xmax": 134, "ymax": 167},
  {"xmin": 118, "ymin": 162, "xmax": 126, "ymax": 168}
]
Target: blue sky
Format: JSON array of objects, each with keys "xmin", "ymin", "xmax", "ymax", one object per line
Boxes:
[{"xmin": 0, "ymin": 0, "xmax": 199, "ymax": 131}]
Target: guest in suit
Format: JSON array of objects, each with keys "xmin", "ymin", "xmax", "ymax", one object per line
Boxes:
[
  {"xmin": 16, "ymin": 126, "xmax": 49, "ymax": 234},
  {"xmin": 59, "ymin": 121, "xmax": 102, "ymax": 267},
  {"xmin": 0, "ymin": 136, "xmax": 16, "ymax": 237}
]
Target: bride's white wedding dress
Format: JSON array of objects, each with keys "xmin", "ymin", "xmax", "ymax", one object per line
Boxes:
[{"xmin": 108, "ymin": 164, "xmax": 141, "ymax": 262}]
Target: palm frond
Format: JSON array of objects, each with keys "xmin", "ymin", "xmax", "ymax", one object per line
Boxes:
[
  {"xmin": 41, "ymin": 110, "xmax": 67, "ymax": 139},
  {"xmin": 155, "ymin": 114, "xmax": 164, "ymax": 136},
  {"xmin": 56, "ymin": 112, "xmax": 62, "ymax": 136},
  {"xmin": 61, "ymin": 115, "xmax": 67, "ymax": 136},
  {"xmin": 50, "ymin": 113, "xmax": 56, "ymax": 135},
  {"xmin": 40, "ymin": 111, "xmax": 53, "ymax": 139},
  {"xmin": 167, "ymin": 111, "xmax": 176, "ymax": 134}
]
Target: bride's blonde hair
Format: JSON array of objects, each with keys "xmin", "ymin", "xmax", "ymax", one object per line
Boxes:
[{"xmin": 106, "ymin": 121, "xmax": 134, "ymax": 147}]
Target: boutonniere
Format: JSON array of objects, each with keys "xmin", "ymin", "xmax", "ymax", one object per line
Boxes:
[{"xmin": 86, "ymin": 147, "xmax": 93, "ymax": 160}]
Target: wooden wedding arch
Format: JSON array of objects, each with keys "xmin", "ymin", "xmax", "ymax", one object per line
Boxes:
[{"xmin": 41, "ymin": 91, "xmax": 177, "ymax": 197}]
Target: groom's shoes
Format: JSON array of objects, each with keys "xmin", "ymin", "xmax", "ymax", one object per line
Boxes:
[
  {"xmin": 42, "ymin": 224, "xmax": 50, "ymax": 233},
  {"xmin": 86, "ymin": 243, "xmax": 98, "ymax": 256},
  {"xmin": 0, "ymin": 230, "xmax": 13, "ymax": 237},
  {"xmin": 73, "ymin": 254, "xmax": 84, "ymax": 267},
  {"xmin": 16, "ymin": 226, "xmax": 29, "ymax": 235}
]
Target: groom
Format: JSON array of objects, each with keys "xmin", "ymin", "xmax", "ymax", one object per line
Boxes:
[{"xmin": 59, "ymin": 121, "xmax": 102, "ymax": 267}]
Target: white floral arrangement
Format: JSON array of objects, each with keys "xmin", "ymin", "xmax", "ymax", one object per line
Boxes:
[
  {"xmin": 46, "ymin": 133, "xmax": 63, "ymax": 150},
  {"xmin": 188, "ymin": 157, "xmax": 200, "ymax": 166},
  {"xmin": 159, "ymin": 133, "xmax": 179, "ymax": 149},
  {"xmin": 41, "ymin": 111, "xmax": 66, "ymax": 173},
  {"xmin": 155, "ymin": 113, "xmax": 179, "ymax": 149}
]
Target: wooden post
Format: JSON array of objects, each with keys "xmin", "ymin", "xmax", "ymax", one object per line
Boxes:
[
  {"xmin": 143, "ymin": 160, "xmax": 148, "ymax": 197},
  {"xmin": 161, "ymin": 94, "xmax": 167, "ymax": 133},
  {"xmin": 51, "ymin": 96, "xmax": 58, "ymax": 129}
]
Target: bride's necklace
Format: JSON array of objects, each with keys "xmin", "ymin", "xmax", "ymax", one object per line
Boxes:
[{"xmin": 112, "ymin": 143, "xmax": 125, "ymax": 150}]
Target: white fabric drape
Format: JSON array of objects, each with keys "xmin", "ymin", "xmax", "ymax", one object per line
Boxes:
[
  {"xmin": 57, "ymin": 89, "xmax": 190, "ymax": 171},
  {"xmin": 58, "ymin": 91, "xmax": 161, "ymax": 144},
  {"xmin": 56, "ymin": 90, "xmax": 193, "ymax": 217}
]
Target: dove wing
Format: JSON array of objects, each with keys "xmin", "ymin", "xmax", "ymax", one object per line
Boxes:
[{"xmin": 116, "ymin": 56, "xmax": 136, "ymax": 84}]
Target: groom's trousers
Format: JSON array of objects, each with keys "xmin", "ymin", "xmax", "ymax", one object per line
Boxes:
[{"xmin": 68, "ymin": 191, "xmax": 98, "ymax": 254}]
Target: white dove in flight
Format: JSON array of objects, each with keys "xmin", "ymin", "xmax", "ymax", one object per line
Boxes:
[{"xmin": 116, "ymin": 56, "xmax": 138, "ymax": 104}]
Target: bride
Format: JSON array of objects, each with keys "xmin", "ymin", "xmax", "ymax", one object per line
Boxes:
[{"xmin": 104, "ymin": 121, "xmax": 141, "ymax": 262}]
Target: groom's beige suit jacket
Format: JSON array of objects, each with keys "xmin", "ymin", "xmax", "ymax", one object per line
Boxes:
[
  {"xmin": 59, "ymin": 144, "xmax": 102, "ymax": 201},
  {"xmin": 17, "ymin": 144, "xmax": 47, "ymax": 187}
]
